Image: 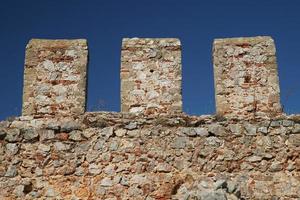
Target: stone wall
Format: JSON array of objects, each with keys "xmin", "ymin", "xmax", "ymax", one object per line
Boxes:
[
  {"xmin": 1, "ymin": 36, "xmax": 298, "ymax": 199},
  {"xmin": 121, "ymin": 38, "xmax": 182, "ymax": 115},
  {"xmin": 0, "ymin": 113, "xmax": 300, "ymax": 199},
  {"xmin": 213, "ymin": 36, "xmax": 282, "ymax": 120},
  {"xmin": 22, "ymin": 39, "xmax": 88, "ymax": 117}
]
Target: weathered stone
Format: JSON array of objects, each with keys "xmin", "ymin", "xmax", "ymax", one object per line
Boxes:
[
  {"xmin": 244, "ymin": 123, "xmax": 257, "ymax": 135},
  {"xmin": 61, "ymin": 120, "xmax": 81, "ymax": 132},
  {"xmin": 124, "ymin": 122, "xmax": 137, "ymax": 130},
  {"xmin": 5, "ymin": 165, "xmax": 18, "ymax": 177},
  {"xmin": 172, "ymin": 137, "xmax": 187, "ymax": 149},
  {"xmin": 208, "ymin": 124, "xmax": 226, "ymax": 136},
  {"xmin": 69, "ymin": 130, "xmax": 83, "ymax": 141},
  {"xmin": 288, "ymin": 134, "xmax": 300, "ymax": 146},
  {"xmin": 5, "ymin": 129, "xmax": 22, "ymax": 142},
  {"xmin": 38, "ymin": 129, "xmax": 55, "ymax": 141},
  {"xmin": 54, "ymin": 142, "xmax": 71, "ymax": 151},
  {"xmin": 154, "ymin": 163, "xmax": 172, "ymax": 173},
  {"xmin": 23, "ymin": 128, "xmax": 39, "ymax": 141},
  {"xmin": 6, "ymin": 143, "xmax": 19, "ymax": 155},
  {"xmin": 194, "ymin": 127, "xmax": 209, "ymax": 137},
  {"xmin": 292, "ymin": 123, "xmax": 300, "ymax": 134},
  {"xmin": 100, "ymin": 177, "xmax": 113, "ymax": 187},
  {"xmin": 228, "ymin": 124, "xmax": 243, "ymax": 135}
]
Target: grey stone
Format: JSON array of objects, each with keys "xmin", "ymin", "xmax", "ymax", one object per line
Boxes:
[
  {"xmin": 14, "ymin": 185, "xmax": 25, "ymax": 197},
  {"xmin": 46, "ymin": 122, "xmax": 60, "ymax": 131},
  {"xmin": 6, "ymin": 143, "xmax": 19, "ymax": 155},
  {"xmin": 288, "ymin": 134, "xmax": 300, "ymax": 146},
  {"xmin": 100, "ymin": 177, "xmax": 113, "ymax": 187},
  {"xmin": 194, "ymin": 127, "xmax": 209, "ymax": 137},
  {"xmin": 292, "ymin": 124, "xmax": 300, "ymax": 134},
  {"xmin": 154, "ymin": 163, "xmax": 172, "ymax": 173},
  {"xmin": 5, "ymin": 129, "xmax": 22, "ymax": 142},
  {"xmin": 127, "ymin": 130, "xmax": 140, "ymax": 138},
  {"xmin": 227, "ymin": 181, "xmax": 237, "ymax": 193},
  {"xmin": 181, "ymin": 127, "xmax": 197, "ymax": 137},
  {"xmin": 39, "ymin": 129, "xmax": 55, "ymax": 141},
  {"xmin": 258, "ymin": 127, "xmax": 268, "ymax": 134},
  {"xmin": 54, "ymin": 142, "xmax": 70, "ymax": 151},
  {"xmin": 199, "ymin": 190, "xmax": 227, "ymax": 200},
  {"xmin": 269, "ymin": 161, "xmax": 282, "ymax": 172},
  {"xmin": 208, "ymin": 124, "xmax": 226, "ymax": 136},
  {"xmin": 5, "ymin": 165, "xmax": 18, "ymax": 177},
  {"xmin": 247, "ymin": 155, "xmax": 262, "ymax": 162},
  {"xmin": 45, "ymin": 188, "xmax": 56, "ymax": 197},
  {"xmin": 270, "ymin": 120, "xmax": 281, "ymax": 127},
  {"xmin": 125, "ymin": 122, "xmax": 137, "ymax": 130},
  {"xmin": 89, "ymin": 163, "xmax": 101, "ymax": 175},
  {"xmin": 282, "ymin": 120, "xmax": 294, "ymax": 127},
  {"xmin": 23, "ymin": 128, "xmax": 39, "ymax": 141},
  {"xmin": 94, "ymin": 140, "xmax": 105, "ymax": 150},
  {"xmin": 109, "ymin": 141, "xmax": 119, "ymax": 151},
  {"xmin": 214, "ymin": 179, "xmax": 227, "ymax": 189},
  {"xmin": 228, "ymin": 124, "xmax": 242, "ymax": 135},
  {"xmin": 205, "ymin": 137, "xmax": 223, "ymax": 147},
  {"xmin": 38, "ymin": 144, "xmax": 51, "ymax": 153},
  {"xmin": 69, "ymin": 130, "xmax": 83, "ymax": 141},
  {"xmin": 100, "ymin": 127, "xmax": 114, "ymax": 138},
  {"xmin": 172, "ymin": 137, "xmax": 187, "ymax": 149},
  {"xmin": 244, "ymin": 123, "xmax": 257, "ymax": 135},
  {"xmin": 115, "ymin": 128, "xmax": 127, "ymax": 137},
  {"xmin": 61, "ymin": 121, "xmax": 80, "ymax": 132}
]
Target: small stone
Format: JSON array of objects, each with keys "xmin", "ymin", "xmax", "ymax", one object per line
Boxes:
[
  {"xmin": 75, "ymin": 166, "xmax": 85, "ymax": 176},
  {"xmin": 54, "ymin": 142, "xmax": 70, "ymax": 151},
  {"xmin": 82, "ymin": 128, "xmax": 96, "ymax": 138},
  {"xmin": 288, "ymin": 134, "xmax": 300, "ymax": 146},
  {"xmin": 6, "ymin": 143, "xmax": 19, "ymax": 155},
  {"xmin": 154, "ymin": 163, "xmax": 172, "ymax": 173},
  {"xmin": 61, "ymin": 120, "xmax": 80, "ymax": 132},
  {"xmin": 5, "ymin": 165, "xmax": 18, "ymax": 177},
  {"xmin": 5, "ymin": 129, "xmax": 22, "ymax": 142},
  {"xmin": 100, "ymin": 177, "xmax": 113, "ymax": 187},
  {"xmin": 38, "ymin": 144, "xmax": 51, "ymax": 153},
  {"xmin": 205, "ymin": 136, "xmax": 223, "ymax": 147},
  {"xmin": 199, "ymin": 190, "xmax": 227, "ymax": 200},
  {"xmin": 89, "ymin": 163, "xmax": 101, "ymax": 175},
  {"xmin": 269, "ymin": 161, "xmax": 282, "ymax": 172},
  {"xmin": 270, "ymin": 120, "xmax": 281, "ymax": 127},
  {"xmin": 100, "ymin": 127, "xmax": 114, "ymax": 138},
  {"xmin": 180, "ymin": 127, "xmax": 197, "ymax": 137},
  {"xmin": 282, "ymin": 120, "xmax": 294, "ymax": 127},
  {"xmin": 208, "ymin": 124, "xmax": 226, "ymax": 136},
  {"xmin": 109, "ymin": 141, "xmax": 119, "ymax": 151},
  {"xmin": 292, "ymin": 124, "xmax": 300, "ymax": 134},
  {"xmin": 194, "ymin": 127, "xmax": 209, "ymax": 137},
  {"xmin": 45, "ymin": 188, "xmax": 56, "ymax": 197},
  {"xmin": 120, "ymin": 176, "xmax": 129, "ymax": 186},
  {"xmin": 39, "ymin": 129, "xmax": 55, "ymax": 141},
  {"xmin": 46, "ymin": 122, "xmax": 60, "ymax": 131},
  {"xmin": 69, "ymin": 130, "xmax": 83, "ymax": 141},
  {"xmin": 214, "ymin": 179, "xmax": 227, "ymax": 189},
  {"xmin": 228, "ymin": 124, "xmax": 242, "ymax": 135},
  {"xmin": 258, "ymin": 127, "xmax": 268, "ymax": 134},
  {"xmin": 172, "ymin": 137, "xmax": 187, "ymax": 149},
  {"xmin": 125, "ymin": 122, "xmax": 137, "ymax": 130},
  {"xmin": 127, "ymin": 130, "xmax": 140, "ymax": 138},
  {"xmin": 244, "ymin": 123, "xmax": 257, "ymax": 135},
  {"xmin": 115, "ymin": 129, "xmax": 127, "ymax": 137},
  {"xmin": 23, "ymin": 128, "xmax": 39, "ymax": 141},
  {"xmin": 227, "ymin": 181, "xmax": 237, "ymax": 193},
  {"xmin": 247, "ymin": 155, "xmax": 262, "ymax": 162},
  {"xmin": 14, "ymin": 185, "xmax": 25, "ymax": 197}
]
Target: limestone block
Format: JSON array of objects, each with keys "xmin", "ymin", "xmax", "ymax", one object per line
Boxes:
[
  {"xmin": 22, "ymin": 39, "xmax": 88, "ymax": 116},
  {"xmin": 213, "ymin": 36, "xmax": 282, "ymax": 119},
  {"xmin": 121, "ymin": 38, "xmax": 182, "ymax": 115}
]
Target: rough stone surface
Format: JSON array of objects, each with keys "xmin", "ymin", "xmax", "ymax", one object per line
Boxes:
[
  {"xmin": 121, "ymin": 38, "xmax": 182, "ymax": 115},
  {"xmin": 22, "ymin": 39, "xmax": 88, "ymax": 117},
  {"xmin": 0, "ymin": 112, "xmax": 299, "ymax": 199},
  {"xmin": 213, "ymin": 36, "xmax": 282, "ymax": 120}
]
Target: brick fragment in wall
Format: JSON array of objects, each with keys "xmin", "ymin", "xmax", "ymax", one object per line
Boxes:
[
  {"xmin": 22, "ymin": 39, "xmax": 88, "ymax": 117},
  {"xmin": 213, "ymin": 36, "xmax": 282, "ymax": 119},
  {"xmin": 121, "ymin": 38, "xmax": 182, "ymax": 115}
]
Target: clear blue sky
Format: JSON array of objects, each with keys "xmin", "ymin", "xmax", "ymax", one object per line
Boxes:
[{"xmin": 0, "ymin": 0, "xmax": 300, "ymax": 120}]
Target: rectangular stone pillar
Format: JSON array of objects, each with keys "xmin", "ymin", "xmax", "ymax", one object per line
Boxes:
[
  {"xmin": 121, "ymin": 38, "xmax": 182, "ymax": 115},
  {"xmin": 22, "ymin": 39, "xmax": 88, "ymax": 117},
  {"xmin": 213, "ymin": 36, "xmax": 282, "ymax": 119}
]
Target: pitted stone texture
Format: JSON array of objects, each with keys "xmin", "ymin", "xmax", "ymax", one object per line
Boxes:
[
  {"xmin": 213, "ymin": 36, "xmax": 282, "ymax": 119},
  {"xmin": 22, "ymin": 39, "xmax": 88, "ymax": 117},
  {"xmin": 121, "ymin": 38, "xmax": 182, "ymax": 115}
]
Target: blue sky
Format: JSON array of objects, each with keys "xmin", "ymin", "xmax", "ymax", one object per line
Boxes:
[{"xmin": 0, "ymin": 0, "xmax": 300, "ymax": 120}]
